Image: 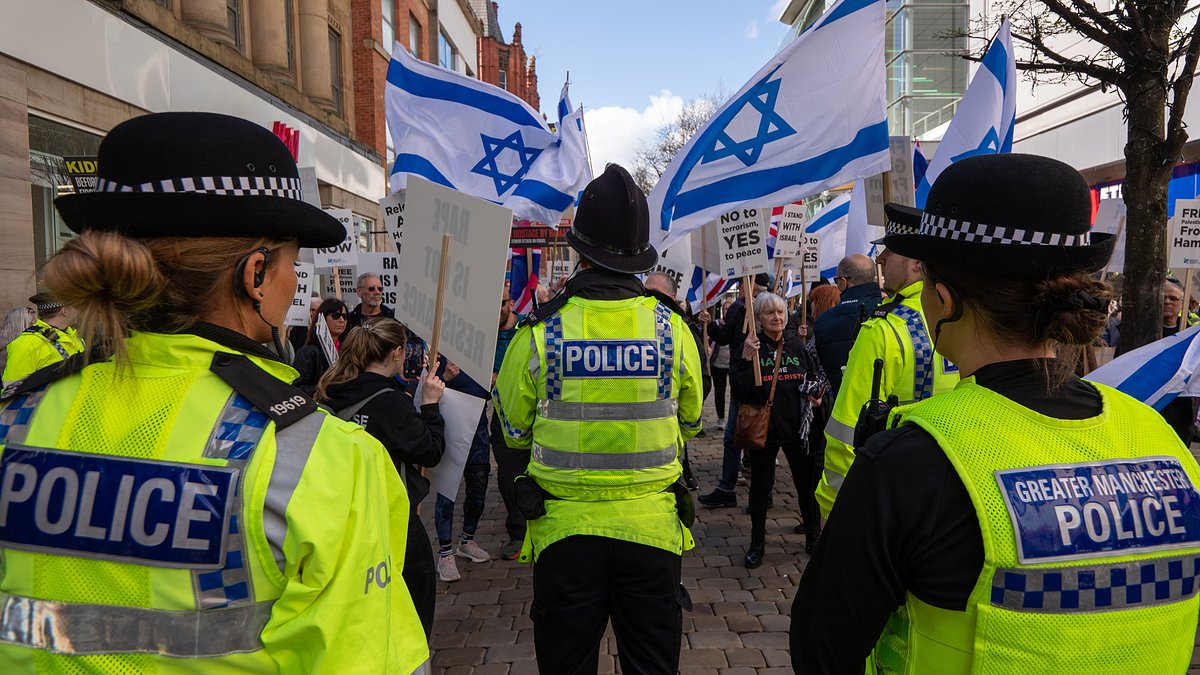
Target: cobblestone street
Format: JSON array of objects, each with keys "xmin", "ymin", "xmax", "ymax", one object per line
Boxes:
[{"xmin": 422, "ymin": 398, "xmax": 1200, "ymax": 674}]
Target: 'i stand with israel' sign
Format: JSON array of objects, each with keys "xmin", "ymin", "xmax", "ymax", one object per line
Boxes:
[
  {"xmin": 285, "ymin": 262, "xmax": 316, "ymax": 328},
  {"xmin": 1170, "ymin": 198, "xmax": 1200, "ymax": 268}
]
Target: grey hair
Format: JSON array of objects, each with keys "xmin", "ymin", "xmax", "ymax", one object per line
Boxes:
[
  {"xmin": 0, "ymin": 307, "xmax": 34, "ymax": 348},
  {"xmin": 644, "ymin": 270, "xmax": 679, "ymax": 296},
  {"xmin": 753, "ymin": 292, "xmax": 786, "ymax": 320},
  {"xmin": 356, "ymin": 272, "xmax": 380, "ymax": 288}
]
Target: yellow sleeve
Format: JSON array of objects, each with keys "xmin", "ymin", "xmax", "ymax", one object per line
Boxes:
[
  {"xmin": 674, "ymin": 314, "xmax": 703, "ymax": 441},
  {"xmin": 492, "ymin": 324, "xmax": 537, "ymax": 449},
  {"xmin": 1, "ymin": 335, "xmax": 55, "ymax": 383},
  {"xmin": 260, "ymin": 420, "xmax": 427, "ymax": 674}
]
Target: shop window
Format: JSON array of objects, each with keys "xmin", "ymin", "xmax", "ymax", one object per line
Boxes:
[
  {"xmin": 329, "ymin": 27, "xmax": 343, "ymax": 115},
  {"xmin": 382, "ymin": 0, "xmax": 395, "ymax": 51},
  {"xmin": 27, "ymin": 116, "xmax": 102, "ymax": 265}
]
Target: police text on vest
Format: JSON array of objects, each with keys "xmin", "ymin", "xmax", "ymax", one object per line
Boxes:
[{"xmin": 562, "ymin": 340, "xmax": 659, "ymax": 378}]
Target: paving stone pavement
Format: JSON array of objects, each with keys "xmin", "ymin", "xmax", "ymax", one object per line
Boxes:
[{"xmin": 421, "ymin": 397, "xmax": 1200, "ymax": 674}]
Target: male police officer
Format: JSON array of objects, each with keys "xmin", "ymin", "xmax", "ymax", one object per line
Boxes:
[
  {"xmin": 1, "ymin": 293, "xmax": 83, "ymax": 384},
  {"xmin": 815, "ymin": 205, "xmax": 959, "ymax": 518},
  {"xmin": 493, "ymin": 164, "xmax": 703, "ymax": 674}
]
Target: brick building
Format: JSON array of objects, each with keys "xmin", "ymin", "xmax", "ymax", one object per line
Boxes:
[{"xmin": 471, "ymin": 1, "xmax": 539, "ymax": 110}]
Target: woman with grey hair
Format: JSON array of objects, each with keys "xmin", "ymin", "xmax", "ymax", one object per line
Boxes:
[
  {"xmin": 0, "ymin": 306, "xmax": 35, "ymax": 379},
  {"xmin": 731, "ymin": 292, "xmax": 827, "ymax": 567}
]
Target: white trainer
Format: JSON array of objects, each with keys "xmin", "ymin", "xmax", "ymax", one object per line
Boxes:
[
  {"xmin": 456, "ymin": 539, "xmax": 491, "ymax": 563},
  {"xmin": 437, "ymin": 554, "xmax": 461, "ymax": 582}
]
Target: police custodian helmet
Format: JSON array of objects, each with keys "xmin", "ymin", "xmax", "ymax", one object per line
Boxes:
[{"xmin": 566, "ymin": 163, "xmax": 659, "ymax": 274}]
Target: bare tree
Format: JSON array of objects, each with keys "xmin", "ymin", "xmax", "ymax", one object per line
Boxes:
[
  {"xmin": 632, "ymin": 94, "xmax": 721, "ymax": 195},
  {"xmin": 972, "ymin": 2, "xmax": 1200, "ymax": 351}
]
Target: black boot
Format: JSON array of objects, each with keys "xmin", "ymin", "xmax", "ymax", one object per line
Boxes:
[
  {"xmin": 744, "ymin": 542, "xmax": 765, "ymax": 568},
  {"xmin": 804, "ymin": 528, "xmax": 821, "ymax": 555}
]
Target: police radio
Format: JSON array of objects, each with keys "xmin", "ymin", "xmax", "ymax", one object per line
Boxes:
[{"xmin": 854, "ymin": 358, "xmax": 898, "ymax": 447}]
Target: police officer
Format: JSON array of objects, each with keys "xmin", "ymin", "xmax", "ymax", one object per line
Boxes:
[
  {"xmin": 814, "ymin": 205, "xmax": 959, "ymax": 518},
  {"xmin": 792, "ymin": 154, "xmax": 1200, "ymax": 673},
  {"xmin": 1, "ymin": 292, "xmax": 83, "ymax": 384},
  {"xmin": 493, "ymin": 164, "xmax": 703, "ymax": 674},
  {"xmin": 0, "ymin": 112, "xmax": 428, "ymax": 673}
]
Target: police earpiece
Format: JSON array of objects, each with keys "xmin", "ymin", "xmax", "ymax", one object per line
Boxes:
[
  {"xmin": 931, "ymin": 279, "xmax": 964, "ymax": 349},
  {"xmin": 233, "ymin": 247, "xmax": 271, "ymax": 300}
]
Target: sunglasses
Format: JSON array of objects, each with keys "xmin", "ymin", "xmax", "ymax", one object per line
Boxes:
[
  {"xmin": 362, "ymin": 285, "xmax": 383, "ymax": 292},
  {"xmin": 328, "ymin": 310, "xmax": 348, "ymax": 319}
]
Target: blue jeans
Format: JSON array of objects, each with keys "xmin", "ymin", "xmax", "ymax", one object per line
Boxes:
[{"xmin": 716, "ymin": 394, "xmax": 741, "ymax": 493}]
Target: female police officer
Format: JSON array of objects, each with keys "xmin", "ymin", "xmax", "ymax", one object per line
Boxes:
[
  {"xmin": 791, "ymin": 154, "xmax": 1200, "ymax": 673},
  {"xmin": 0, "ymin": 112, "xmax": 428, "ymax": 673}
]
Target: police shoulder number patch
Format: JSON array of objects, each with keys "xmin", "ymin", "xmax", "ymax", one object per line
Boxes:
[
  {"xmin": 0, "ymin": 444, "xmax": 235, "ymax": 568},
  {"xmin": 562, "ymin": 340, "xmax": 659, "ymax": 379},
  {"xmin": 996, "ymin": 457, "xmax": 1200, "ymax": 564}
]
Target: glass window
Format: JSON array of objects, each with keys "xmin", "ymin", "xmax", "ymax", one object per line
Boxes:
[
  {"xmin": 409, "ymin": 14, "xmax": 420, "ymax": 56},
  {"xmin": 285, "ymin": 0, "xmax": 295, "ymax": 74},
  {"xmin": 439, "ymin": 30, "xmax": 455, "ymax": 70},
  {"xmin": 28, "ymin": 116, "xmax": 102, "ymax": 265},
  {"xmin": 329, "ymin": 27, "xmax": 343, "ymax": 115},
  {"xmin": 227, "ymin": 0, "xmax": 241, "ymax": 50},
  {"xmin": 498, "ymin": 70, "xmax": 507, "ymax": 90},
  {"xmin": 381, "ymin": 0, "xmax": 395, "ymax": 51}
]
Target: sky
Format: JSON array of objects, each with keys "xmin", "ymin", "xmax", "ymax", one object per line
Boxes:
[{"xmin": 491, "ymin": 1, "xmax": 795, "ymax": 177}]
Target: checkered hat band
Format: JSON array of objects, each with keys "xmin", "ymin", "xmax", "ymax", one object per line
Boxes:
[
  {"xmin": 885, "ymin": 219, "xmax": 919, "ymax": 237},
  {"xmin": 919, "ymin": 213, "xmax": 1092, "ymax": 247},
  {"xmin": 95, "ymin": 176, "xmax": 303, "ymax": 201}
]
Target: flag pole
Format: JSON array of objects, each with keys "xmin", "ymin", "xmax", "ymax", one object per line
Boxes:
[
  {"xmin": 701, "ymin": 235, "xmax": 710, "ymax": 346},
  {"xmin": 1182, "ymin": 268, "xmax": 1194, "ymax": 332},
  {"xmin": 745, "ymin": 275, "xmax": 762, "ymax": 386},
  {"xmin": 429, "ymin": 234, "xmax": 451, "ymax": 364}
]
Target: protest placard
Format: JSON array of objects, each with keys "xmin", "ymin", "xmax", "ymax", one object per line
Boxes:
[
  {"xmin": 285, "ymin": 262, "xmax": 315, "ymax": 327},
  {"xmin": 298, "ymin": 167, "xmax": 321, "ymax": 207},
  {"xmin": 714, "ymin": 206, "xmax": 770, "ymax": 279},
  {"xmin": 1094, "ymin": 199, "xmax": 1126, "ymax": 276},
  {"xmin": 1170, "ymin": 199, "xmax": 1200, "ymax": 268},
  {"xmin": 781, "ymin": 233, "xmax": 821, "ymax": 275},
  {"xmin": 313, "ymin": 209, "xmax": 359, "ymax": 268},
  {"xmin": 396, "ymin": 176, "xmax": 513, "ymax": 388},
  {"xmin": 650, "ymin": 236, "xmax": 694, "ymax": 300},
  {"xmin": 322, "ymin": 272, "xmax": 358, "ymax": 306},
  {"xmin": 774, "ymin": 203, "xmax": 807, "ymax": 258},
  {"xmin": 358, "ymin": 251, "xmax": 401, "ymax": 309},
  {"xmin": 380, "ymin": 191, "xmax": 405, "ymax": 255}
]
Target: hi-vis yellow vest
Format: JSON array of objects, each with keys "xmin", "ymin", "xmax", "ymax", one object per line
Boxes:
[
  {"xmin": 817, "ymin": 280, "xmax": 958, "ymax": 518},
  {"xmin": 872, "ymin": 380, "xmax": 1200, "ymax": 675},
  {"xmin": 492, "ymin": 295, "xmax": 703, "ymax": 560},
  {"xmin": 0, "ymin": 332, "xmax": 428, "ymax": 674}
]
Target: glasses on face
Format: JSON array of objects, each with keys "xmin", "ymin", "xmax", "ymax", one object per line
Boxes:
[
  {"xmin": 362, "ymin": 286, "xmax": 383, "ymax": 292},
  {"xmin": 328, "ymin": 311, "xmax": 348, "ymax": 319}
]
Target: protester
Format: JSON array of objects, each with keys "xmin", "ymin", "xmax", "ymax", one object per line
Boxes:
[
  {"xmin": 812, "ymin": 253, "xmax": 882, "ymax": 395},
  {"xmin": 432, "ymin": 396, "xmax": 493, "ymax": 582},
  {"xmin": 710, "ymin": 341, "xmax": 730, "ymax": 431},
  {"xmin": 1, "ymin": 292, "xmax": 84, "ymax": 383},
  {"xmin": 733, "ymin": 293, "xmax": 826, "ymax": 567},
  {"xmin": 1153, "ymin": 279, "xmax": 1197, "ymax": 442},
  {"xmin": 0, "ymin": 305, "xmax": 36, "ymax": 380},
  {"xmin": 807, "ymin": 284, "xmax": 841, "ymax": 325},
  {"xmin": 792, "ymin": 153, "xmax": 1200, "ymax": 673},
  {"xmin": 493, "ymin": 164, "xmax": 703, "ymax": 674},
  {"xmin": 315, "ymin": 318, "xmax": 446, "ymax": 638},
  {"xmin": 491, "ymin": 294, "xmax": 529, "ymax": 560},
  {"xmin": 0, "ymin": 111, "xmax": 427, "ymax": 671},
  {"xmin": 293, "ymin": 297, "xmax": 348, "ymax": 394},
  {"xmin": 348, "ymin": 272, "xmax": 395, "ymax": 328}
]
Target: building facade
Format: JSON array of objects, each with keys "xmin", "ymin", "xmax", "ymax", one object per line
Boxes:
[{"xmin": 473, "ymin": 0, "xmax": 540, "ymax": 110}]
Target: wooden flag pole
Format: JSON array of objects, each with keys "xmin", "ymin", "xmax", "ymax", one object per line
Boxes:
[
  {"xmin": 1182, "ymin": 267, "xmax": 1195, "ymax": 332},
  {"xmin": 745, "ymin": 275, "xmax": 762, "ymax": 386},
  {"xmin": 701, "ymin": 235, "xmax": 710, "ymax": 346},
  {"xmin": 773, "ymin": 257, "xmax": 786, "ymax": 297},
  {"xmin": 429, "ymin": 234, "xmax": 451, "ymax": 363},
  {"xmin": 801, "ymin": 264, "xmax": 809, "ymax": 330},
  {"xmin": 332, "ymin": 267, "xmax": 343, "ymax": 300}
]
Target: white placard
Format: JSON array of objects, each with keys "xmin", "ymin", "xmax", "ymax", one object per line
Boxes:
[
  {"xmin": 714, "ymin": 206, "xmax": 770, "ymax": 279},
  {"xmin": 322, "ymin": 270, "xmax": 358, "ymax": 307},
  {"xmin": 313, "ymin": 209, "xmax": 359, "ymax": 268},
  {"xmin": 397, "ymin": 176, "xmax": 513, "ymax": 389},
  {"xmin": 285, "ymin": 262, "xmax": 315, "ymax": 327},
  {"xmin": 1171, "ymin": 199, "xmax": 1200, "ymax": 268},
  {"xmin": 1094, "ymin": 199, "xmax": 1126, "ymax": 274},
  {"xmin": 380, "ymin": 191, "xmax": 405, "ymax": 255},
  {"xmin": 690, "ymin": 220, "xmax": 722, "ymax": 274},
  {"xmin": 783, "ymin": 233, "xmax": 821, "ymax": 276},
  {"xmin": 774, "ymin": 203, "xmax": 807, "ymax": 258},
  {"xmin": 649, "ymin": 236, "xmax": 694, "ymax": 300},
  {"xmin": 358, "ymin": 251, "xmax": 402, "ymax": 309},
  {"xmin": 887, "ymin": 136, "xmax": 915, "ymax": 207},
  {"xmin": 424, "ymin": 387, "xmax": 488, "ymax": 502},
  {"xmin": 298, "ymin": 167, "xmax": 321, "ymax": 207}
]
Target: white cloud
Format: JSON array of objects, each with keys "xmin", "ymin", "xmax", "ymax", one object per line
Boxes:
[
  {"xmin": 745, "ymin": 21, "xmax": 759, "ymax": 40},
  {"xmin": 582, "ymin": 91, "xmax": 684, "ymax": 178}
]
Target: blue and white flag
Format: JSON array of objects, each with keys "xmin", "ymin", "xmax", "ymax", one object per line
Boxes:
[
  {"xmin": 687, "ymin": 269, "xmax": 731, "ymax": 313},
  {"xmin": 652, "ymin": 0, "xmax": 889, "ymax": 250},
  {"xmin": 1087, "ymin": 324, "xmax": 1200, "ymax": 410},
  {"xmin": 805, "ymin": 193, "xmax": 852, "ymax": 279},
  {"xmin": 915, "ymin": 18, "xmax": 1016, "ymax": 207},
  {"xmin": 385, "ymin": 45, "xmax": 590, "ymax": 225},
  {"xmin": 845, "ymin": 180, "xmax": 881, "ymax": 259}
]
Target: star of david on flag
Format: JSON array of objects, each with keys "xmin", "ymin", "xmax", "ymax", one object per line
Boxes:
[
  {"xmin": 915, "ymin": 17, "xmax": 1016, "ymax": 207},
  {"xmin": 385, "ymin": 45, "xmax": 591, "ymax": 225},
  {"xmin": 653, "ymin": 0, "xmax": 890, "ymax": 250}
]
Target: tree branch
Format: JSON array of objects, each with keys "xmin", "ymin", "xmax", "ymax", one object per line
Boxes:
[
  {"xmin": 1165, "ymin": 10, "xmax": 1200, "ymax": 153},
  {"xmin": 1038, "ymin": 0, "xmax": 1135, "ymax": 59},
  {"xmin": 1067, "ymin": 0, "xmax": 1128, "ymax": 42},
  {"xmin": 1011, "ymin": 25, "xmax": 1122, "ymax": 85}
]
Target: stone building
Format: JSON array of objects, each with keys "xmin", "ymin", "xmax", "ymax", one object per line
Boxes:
[{"xmin": 472, "ymin": 1, "xmax": 540, "ymax": 110}]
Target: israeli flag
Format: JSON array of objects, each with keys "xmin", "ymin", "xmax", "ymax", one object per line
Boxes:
[
  {"xmin": 1087, "ymin": 325, "xmax": 1200, "ymax": 410},
  {"xmin": 652, "ymin": 0, "xmax": 889, "ymax": 250},
  {"xmin": 687, "ymin": 270, "xmax": 731, "ymax": 313},
  {"xmin": 915, "ymin": 18, "xmax": 1016, "ymax": 207},
  {"xmin": 386, "ymin": 45, "xmax": 590, "ymax": 225},
  {"xmin": 805, "ymin": 193, "xmax": 852, "ymax": 279}
]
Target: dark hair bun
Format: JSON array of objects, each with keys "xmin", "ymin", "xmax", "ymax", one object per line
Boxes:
[{"xmin": 1033, "ymin": 275, "xmax": 1112, "ymax": 345}]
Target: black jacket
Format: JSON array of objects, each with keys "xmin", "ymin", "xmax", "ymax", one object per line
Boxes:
[
  {"xmin": 812, "ymin": 282, "xmax": 883, "ymax": 395},
  {"xmin": 730, "ymin": 331, "xmax": 825, "ymax": 447},
  {"xmin": 347, "ymin": 303, "xmax": 395, "ymax": 330},
  {"xmin": 321, "ymin": 372, "xmax": 445, "ymax": 504},
  {"xmin": 292, "ymin": 343, "xmax": 331, "ymax": 395}
]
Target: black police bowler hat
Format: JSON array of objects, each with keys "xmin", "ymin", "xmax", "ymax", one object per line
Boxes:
[
  {"xmin": 871, "ymin": 203, "xmax": 921, "ymax": 245},
  {"xmin": 54, "ymin": 112, "xmax": 344, "ymax": 248},
  {"xmin": 28, "ymin": 292, "xmax": 63, "ymax": 312},
  {"xmin": 566, "ymin": 164, "xmax": 658, "ymax": 274},
  {"xmin": 882, "ymin": 154, "xmax": 1114, "ymax": 278}
]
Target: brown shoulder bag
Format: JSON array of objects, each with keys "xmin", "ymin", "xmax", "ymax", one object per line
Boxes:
[{"xmin": 733, "ymin": 339, "xmax": 784, "ymax": 451}]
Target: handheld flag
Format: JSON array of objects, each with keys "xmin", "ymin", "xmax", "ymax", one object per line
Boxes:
[
  {"xmin": 805, "ymin": 193, "xmax": 852, "ymax": 279},
  {"xmin": 1087, "ymin": 325, "xmax": 1200, "ymax": 410},
  {"xmin": 386, "ymin": 45, "xmax": 590, "ymax": 224},
  {"xmin": 510, "ymin": 248, "xmax": 542, "ymax": 315},
  {"xmin": 652, "ymin": 0, "xmax": 889, "ymax": 249},
  {"xmin": 915, "ymin": 18, "xmax": 1016, "ymax": 207},
  {"xmin": 687, "ymin": 269, "xmax": 731, "ymax": 314}
]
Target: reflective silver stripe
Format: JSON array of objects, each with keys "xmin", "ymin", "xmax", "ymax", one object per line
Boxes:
[
  {"xmin": 823, "ymin": 468, "xmax": 846, "ymax": 492},
  {"xmin": 826, "ymin": 417, "xmax": 856, "ymax": 445},
  {"xmin": 537, "ymin": 398, "xmax": 677, "ymax": 421},
  {"xmin": 413, "ymin": 659, "xmax": 432, "ymax": 674},
  {"xmin": 262, "ymin": 412, "xmax": 324, "ymax": 572},
  {"xmin": 991, "ymin": 555, "xmax": 1200, "ymax": 613},
  {"xmin": 532, "ymin": 443, "xmax": 676, "ymax": 470},
  {"xmin": 0, "ymin": 591, "xmax": 272, "ymax": 656}
]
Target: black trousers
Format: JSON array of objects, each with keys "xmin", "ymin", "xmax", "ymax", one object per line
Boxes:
[
  {"xmin": 748, "ymin": 441, "xmax": 820, "ymax": 544},
  {"xmin": 489, "ymin": 412, "xmax": 530, "ymax": 541},
  {"xmin": 711, "ymin": 366, "xmax": 728, "ymax": 419},
  {"xmin": 402, "ymin": 509, "xmax": 436, "ymax": 638},
  {"xmin": 533, "ymin": 536, "xmax": 683, "ymax": 675}
]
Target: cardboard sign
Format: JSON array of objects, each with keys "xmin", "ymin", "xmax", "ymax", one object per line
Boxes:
[
  {"xmin": 1094, "ymin": 199, "xmax": 1126, "ymax": 275},
  {"xmin": 380, "ymin": 191, "xmax": 405, "ymax": 255},
  {"xmin": 322, "ymin": 270, "xmax": 358, "ymax": 307},
  {"xmin": 285, "ymin": 262, "xmax": 316, "ymax": 327},
  {"xmin": 1170, "ymin": 198, "xmax": 1200, "ymax": 268},
  {"xmin": 510, "ymin": 222, "xmax": 569, "ymax": 247},
  {"xmin": 887, "ymin": 136, "xmax": 915, "ymax": 207},
  {"xmin": 397, "ymin": 176, "xmax": 513, "ymax": 388},
  {"xmin": 313, "ymin": 209, "xmax": 359, "ymax": 268},
  {"xmin": 774, "ymin": 203, "xmax": 807, "ymax": 258},
  {"xmin": 783, "ymin": 233, "xmax": 821, "ymax": 276},
  {"xmin": 358, "ymin": 251, "xmax": 402, "ymax": 309},
  {"xmin": 714, "ymin": 206, "xmax": 770, "ymax": 279},
  {"xmin": 649, "ymin": 237, "xmax": 694, "ymax": 301}
]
